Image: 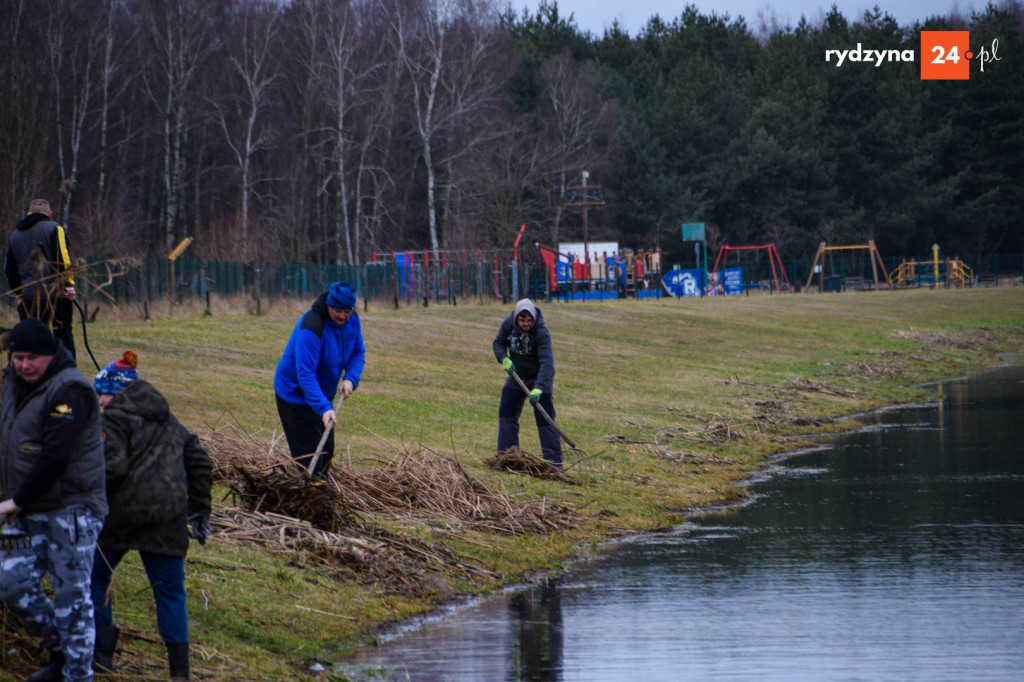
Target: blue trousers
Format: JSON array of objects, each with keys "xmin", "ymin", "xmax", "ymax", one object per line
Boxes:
[
  {"xmin": 90, "ymin": 547, "xmax": 189, "ymax": 644},
  {"xmin": 0, "ymin": 505, "xmax": 102, "ymax": 682},
  {"xmin": 498, "ymin": 384, "xmax": 563, "ymax": 463}
]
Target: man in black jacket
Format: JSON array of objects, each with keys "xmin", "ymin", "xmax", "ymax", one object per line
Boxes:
[
  {"xmin": 492, "ymin": 298, "xmax": 563, "ymax": 469},
  {"xmin": 5, "ymin": 198, "xmax": 78, "ymax": 359},
  {"xmin": 0, "ymin": 318, "xmax": 106, "ymax": 681}
]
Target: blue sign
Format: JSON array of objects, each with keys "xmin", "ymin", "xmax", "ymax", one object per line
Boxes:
[
  {"xmin": 662, "ymin": 268, "xmax": 704, "ymax": 297},
  {"xmin": 722, "ymin": 267, "xmax": 744, "ymax": 295}
]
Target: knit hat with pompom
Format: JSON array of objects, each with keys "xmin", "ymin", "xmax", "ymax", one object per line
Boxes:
[{"xmin": 94, "ymin": 350, "xmax": 140, "ymax": 395}]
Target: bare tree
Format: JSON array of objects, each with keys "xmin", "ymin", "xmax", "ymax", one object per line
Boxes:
[
  {"xmin": 140, "ymin": 0, "xmax": 219, "ymax": 252},
  {"xmin": 95, "ymin": 0, "xmax": 138, "ymax": 231},
  {"xmin": 386, "ymin": 0, "xmax": 507, "ymax": 251},
  {"xmin": 44, "ymin": 0, "xmax": 106, "ymax": 226},
  {"xmin": 535, "ymin": 51, "xmax": 617, "ymax": 246},
  {"xmin": 214, "ymin": 0, "xmax": 281, "ymax": 250},
  {"xmin": 312, "ymin": 0, "xmax": 390, "ymax": 265},
  {"xmin": 0, "ymin": 0, "xmax": 51, "ymax": 227}
]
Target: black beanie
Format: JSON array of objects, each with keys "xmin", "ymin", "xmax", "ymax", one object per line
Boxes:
[{"xmin": 9, "ymin": 318, "xmax": 58, "ymax": 355}]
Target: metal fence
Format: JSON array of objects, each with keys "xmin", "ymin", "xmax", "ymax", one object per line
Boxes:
[{"xmin": 35, "ymin": 250, "xmax": 1024, "ymax": 314}]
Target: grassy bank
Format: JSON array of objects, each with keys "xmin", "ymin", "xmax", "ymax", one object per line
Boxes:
[{"xmin": 2, "ymin": 286, "xmax": 1022, "ymax": 680}]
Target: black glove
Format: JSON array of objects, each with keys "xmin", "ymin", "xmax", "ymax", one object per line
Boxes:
[{"xmin": 188, "ymin": 513, "xmax": 211, "ymax": 545}]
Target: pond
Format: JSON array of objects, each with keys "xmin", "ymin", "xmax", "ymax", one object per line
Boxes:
[{"xmin": 347, "ymin": 363, "xmax": 1024, "ymax": 681}]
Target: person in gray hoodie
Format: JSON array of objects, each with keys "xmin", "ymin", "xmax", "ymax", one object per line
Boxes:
[{"xmin": 491, "ymin": 298, "xmax": 562, "ymax": 469}]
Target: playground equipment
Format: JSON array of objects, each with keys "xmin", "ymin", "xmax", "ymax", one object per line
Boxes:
[
  {"xmin": 805, "ymin": 240, "xmax": 892, "ymax": 292},
  {"xmin": 537, "ymin": 244, "xmax": 662, "ymax": 300},
  {"xmin": 709, "ymin": 243, "xmax": 792, "ymax": 293},
  {"xmin": 893, "ymin": 244, "xmax": 974, "ymax": 288}
]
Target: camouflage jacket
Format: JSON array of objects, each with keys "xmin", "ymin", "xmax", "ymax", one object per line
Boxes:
[{"xmin": 99, "ymin": 379, "xmax": 212, "ymax": 557}]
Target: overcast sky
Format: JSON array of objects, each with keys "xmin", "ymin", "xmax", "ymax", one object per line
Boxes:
[{"xmin": 508, "ymin": 1, "xmax": 973, "ymax": 35}]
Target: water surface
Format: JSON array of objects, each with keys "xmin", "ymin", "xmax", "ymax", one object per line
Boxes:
[{"xmin": 348, "ymin": 364, "xmax": 1024, "ymax": 681}]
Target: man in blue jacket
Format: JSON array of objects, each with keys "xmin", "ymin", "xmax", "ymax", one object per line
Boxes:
[{"xmin": 274, "ymin": 281, "xmax": 366, "ymax": 478}]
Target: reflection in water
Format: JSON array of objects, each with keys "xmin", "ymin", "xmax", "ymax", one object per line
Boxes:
[
  {"xmin": 507, "ymin": 577, "xmax": 562, "ymax": 681},
  {"xmin": 347, "ymin": 364, "xmax": 1024, "ymax": 681}
]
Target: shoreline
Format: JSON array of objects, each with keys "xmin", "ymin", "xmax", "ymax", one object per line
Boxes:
[{"xmin": 347, "ymin": 350, "xmax": 1024, "ymax": 659}]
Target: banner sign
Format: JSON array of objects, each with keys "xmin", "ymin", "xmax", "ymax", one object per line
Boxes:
[
  {"xmin": 722, "ymin": 267, "xmax": 744, "ymax": 295},
  {"xmin": 662, "ymin": 268, "xmax": 704, "ymax": 297}
]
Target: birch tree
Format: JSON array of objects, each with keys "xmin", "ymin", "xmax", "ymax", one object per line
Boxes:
[
  {"xmin": 387, "ymin": 0, "xmax": 510, "ymax": 251},
  {"xmin": 215, "ymin": 0, "xmax": 281, "ymax": 247},
  {"xmin": 139, "ymin": 0, "xmax": 218, "ymax": 251},
  {"xmin": 44, "ymin": 0, "xmax": 106, "ymax": 225},
  {"xmin": 95, "ymin": 0, "xmax": 137, "ymax": 230},
  {"xmin": 317, "ymin": 0, "xmax": 369, "ymax": 264}
]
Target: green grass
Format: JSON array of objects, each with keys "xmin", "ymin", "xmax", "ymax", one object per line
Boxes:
[{"xmin": 2, "ymin": 286, "xmax": 1023, "ymax": 679}]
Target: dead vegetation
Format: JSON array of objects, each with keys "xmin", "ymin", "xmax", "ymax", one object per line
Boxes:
[
  {"xmin": 893, "ymin": 327, "xmax": 996, "ymax": 350},
  {"xmin": 609, "ymin": 415, "xmax": 747, "ymax": 444},
  {"xmin": 196, "ymin": 429, "xmax": 578, "ymax": 597},
  {"xmin": 781, "ymin": 377, "xmax": 863, "ymax": 398},
  {"xmin": 601, "ymin": 413, "xmax": 748, "ymax": 468},
  {"xmin": 483, "ymin": 447, "xmax": 574, "ymax": 483},
  {"xmin": 820, "ymin": 362, "xmax": 902, "ymax": 378}
]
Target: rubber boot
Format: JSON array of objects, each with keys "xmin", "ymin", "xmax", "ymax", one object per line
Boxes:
[
  {"xmin": 94, "ymin": 625, "xmax": 120, "ymax": 672},
  {"xmin": 25, "ymin": 650, "xmax": 65, "ymax": 682},
  {"xmin": 167, "ymin": 642, "xmax": 190, "ymax": 680}
]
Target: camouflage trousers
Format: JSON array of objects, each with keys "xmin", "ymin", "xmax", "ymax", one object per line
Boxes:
[{"xmin": 0, "ymin": 505, "xmax": 103, "ymax": 682}]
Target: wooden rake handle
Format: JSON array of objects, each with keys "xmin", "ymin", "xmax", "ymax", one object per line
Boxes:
[
  {"xmin": 307, "ymin": 396, "xmax": 342, "ymax": 476},
  {"xmin": 509, "ymin": 369, "xmax": 577, "ymax": 449}
]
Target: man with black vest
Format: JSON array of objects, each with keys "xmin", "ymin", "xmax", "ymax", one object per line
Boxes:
[
  {"xmin": 0, "ymin": 318, "xmax": 107, "ymax": 681},
  {"xmin": 273, "ymin": 281, "xmax": 366, "ymax": 478},
  {"xmin": 4, "ymin": 198, "xmax": 78, "ymax": 360}
]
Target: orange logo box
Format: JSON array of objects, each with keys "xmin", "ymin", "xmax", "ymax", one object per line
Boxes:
[{"xmin": 921, "ymin": 31, "xmax": 971, "ymax": 80}]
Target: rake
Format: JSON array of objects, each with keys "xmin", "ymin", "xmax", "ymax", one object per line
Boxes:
[
  {"xmin": 305, "ymin": 395, "xmax": 343, "ymax": 476},
  {"xmin": 509, "ymin": 369, "xmax": 588, "ymax": 465}
]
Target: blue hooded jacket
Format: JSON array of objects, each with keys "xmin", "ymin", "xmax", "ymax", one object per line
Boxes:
[{"xmin": 274, "ymin": 293, "xmax": 366, "ymax": 415}]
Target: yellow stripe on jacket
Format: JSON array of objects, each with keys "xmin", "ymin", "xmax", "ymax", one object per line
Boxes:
[{"xmin": 56, "ymin": 225, "xmax": 75, "ymax": 287}]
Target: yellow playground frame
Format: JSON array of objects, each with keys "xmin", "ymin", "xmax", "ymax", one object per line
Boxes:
[
  {"xmin": 892, "ymin": 244, "xmax": 974, "ymax": 288},
  {"xmin": 805, "ymin": 240, "xmax": 892, "ymax": 292}
]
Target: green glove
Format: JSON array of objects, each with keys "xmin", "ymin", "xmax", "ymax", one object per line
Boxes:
[
  {"xmin": 529, "ymin": 388, "xmax": 542, "ymax": 404},
  {"xmin": 501, "ymin": 357, "xmax": 515, "ymax": 374}
]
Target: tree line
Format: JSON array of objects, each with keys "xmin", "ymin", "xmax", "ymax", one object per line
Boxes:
[{"xmin": 1, "ymin": 0, "xmax": 1020, "ymax": 271}]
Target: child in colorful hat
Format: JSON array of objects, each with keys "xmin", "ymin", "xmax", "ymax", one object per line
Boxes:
[{"xmin": 93, "ymin": 350, "xmax": 139, "ymax": 400}]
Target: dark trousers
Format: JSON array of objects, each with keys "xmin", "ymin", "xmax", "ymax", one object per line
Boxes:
[
  {"xmin": 498, "ymin": 383, "xmax": 562, "ymax": 464},
  {"xmin": 18, "ymin": 296, "xmax": 76, "ymax": 360},
  {"xmin": 276, "ymin": 393, "xmax": 334, "ymax": 478},
  {"xmin": 91, "ymin": 546, "xmax": 189, "ymax": 644}
]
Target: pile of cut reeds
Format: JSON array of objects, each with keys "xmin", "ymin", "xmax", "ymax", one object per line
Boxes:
[
  {"xmin": 329, "ymin": 444, "xmax": 578, "ymax": 535},
  {"xmin": 201, "ymin": 429, "xmax": 576, "ymax": 536},
  {"xmin": 210, "ymin": 506, "xmax": 492, "ymax": 595},
  {"xmin": 483, "ymin": 447, "xmax": 573, "ymax": 482},
  {"xmin": 199, "ymin": 428, "xmax": 361, "ymax": 532}
]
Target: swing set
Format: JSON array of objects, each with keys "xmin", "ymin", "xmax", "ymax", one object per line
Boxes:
[
  {"xmin": 805, "ymin": 240, "xmax": 892, "ymax": 292},
  {"xmin": 709, "ymin": 243, "xmax": 793, "ymax": 293}
]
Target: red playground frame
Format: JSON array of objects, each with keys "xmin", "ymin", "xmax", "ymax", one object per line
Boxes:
[{"xmin": 710, "ymin": 243, "xmax": 792, "ymax": 293}]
